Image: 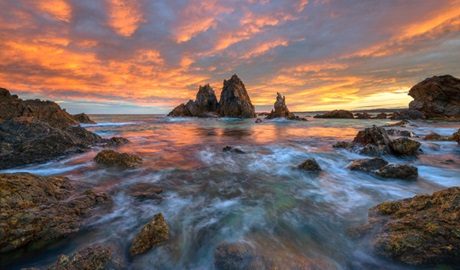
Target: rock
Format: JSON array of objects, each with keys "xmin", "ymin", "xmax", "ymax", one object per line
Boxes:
[
  {"xmin": 383, "ymin": 120, "xmax": 409, "ymax": 127},
  {"xmin": 355, "ymin": 112, "xmax": 372, "ymax": 119},
  {"xmin": 298, "ymin": 158, "xmax": 322, "ymax": 171},
  {"xmin": 423, "ymin": 132, "xmax": 452, "ymax": 141},
  {"xmin": 195, "ymin": 84, "xmax": 218, "ymax": 112},
  {"xmin": 218, "ymin": 75, "xmax": 256, "ymax": 118},
  {"xmin": 0, "ymin": 173, "xmax": 109, "ymax": 253},
  {"xmin": 104, "ymin": 137, "xmax": 130, "ymax": 147},
  {"xmin": 314, "ymin": 110, "xmax": 354, "ymax": 119},
  {"xmin": 0, "ymin": 117, "xmax": 101, "ymax": 170},
  {"xmin": 266, "ymin": 92, "xmax": 297, "ymax": 120},
  {"xmin": 73, "ymin": 113, "xmax": 96, "ymax": 124},
  {"xmin": 373, "ymin": 112, "xmax": 387, "ymax": 119},
  {"xmin": 255, "ymin": 118, "xmax": 263, "ymax": 123},
  {"xmin": 386, "ymin": 129, "xmax": 415, "ymax": 137},
  {"xmin": 353, "ymin": 126, "xmax": 392, "ymax": 154},
  {"xmin": 361, "ymin": 187, "xmax": 460, "ymax": 266},
  {"xmin": 257, "ymin": 112, "xmax": 270, "ymax": 116},
  {"xmin": 390, "ymin": 110, "xmax": 425, "ymax": 120},
  {"xmin": 408, "ymin": 75, "xmax": 460, "ymax": 118},
  {"xmin": 128, "ymin": 183, "xmax": 164, "ymax": 200},
  {"xmin": 360, "ymin": 144, "xmax": 381, "ymax": 157},
  {"xmin": 93, "ymin": 150, "xmax": 142, "ymax": 169},
  {"xmin": 167, "ymin": 103, "xmax": 191, "ymax": 117},
  {"xmin": 348, "ymin": 158, "xmax": 388, "ymax": 172},
  {"xmin": 45, "ymin": 245, "xmax": 121, "ymax": 270},
  {"xmin": 332, "ymin": 141, "xmax": 352, "ymax": 149},
  {"xmin": 377, "ymin": 164, "xmax": 418, "ymax": 179},
  {"xmin": 389, "ymin": 138, "xmax": 421, "ymax": 155},
  {"xmin": 185, "ymin": 100, "xmax": 200, "ymax": 116},
  {"xmin": 223, "ymin": 146, "xmax": 245, "ymax": 154},
  {"xmin": 452, "ymin": 129, "xmax": 460, "ymax": 144},
  {"xmin": 130, "ymin": 213, "xmax": 169, "ymax": 256}
]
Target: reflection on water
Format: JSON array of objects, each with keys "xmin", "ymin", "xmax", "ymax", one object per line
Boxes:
[{"xmin": 2, "ymin": 114, "xmax": 460, "ymax": 269}]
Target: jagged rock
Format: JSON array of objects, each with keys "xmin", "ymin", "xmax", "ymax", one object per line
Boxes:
[
  {"xmin": 355, "ymin": 112, "xmax": 372, "ymax": 119},
  {"xmin": 389, "ymin": 138, "xmax": 421, "ymax": 155},
  {"xmin": 44, "ymin": 245, "xmax": 121, "ymax": 270},
  {"xmin": 0, "ymin": 117, "xmax": 101, "ymax": 170},
  {"xmin": 390, "ymin": 110, "xmax": 425, "ymax": 120},
  {"xmin": 0, "ymin": 173, "xmax": 109, "ymax": 253},
  {"xmin": 408, "ymin": 75, "xmax": 460, "ymax": 118},
  {"xmin": 377, "ymin": 164, "xmax": 418, "ymax": 179},
  {"xmin": 386, "ymin": 129, "xmax": 415, "ymax": 137},
  {"xmin": 314, "ymin": 110, "xmax": 354, "ymax": 119},
  {"xmin": 128, "ymin": 183, "xmax": 164, "ymax": 200},
  {"xmin": 255, "ymin": 118, "xmax": 263, "ymax": 123},
  {"xmin": 94, "ymin": 150, "xmax": 142, "ymax": 169},
  {"xmin": 104, "ymin": 137, "xmax": 130, "ymax": 147},
  {"xmin": 130, "ymin": 213, "xmax": 169, "ymax": 256},
  {"xmin": 73, "ymin": 113, "xmax": 96, "ymax": 124},
  {"xmin": 266, "ymin": 92, "xmax": 300, "ymax": 120},
  {"xmin": 223, "ymin": 146, "xmax": 245, "ymax": 154},
  {"xmin": 453, "ymin": 129, "xmax": 460, "ymax": 144},
  {"xmin": 298, "ymin": 158, "xmax": 322, "ymax": 171},
  {"xmin": 348, "ymin": 158, "xmax": 388, "ymax": 172},
  {"xmin": 185, "ymin": 100, "xmax": 200, "ymax": 116},
  {"xmin": 195, "ymin": 84, "xmax": 218, "ymax": 112},
  {"xmin": 373, "ymin": 112, "xmax": 387, "ymax": 119},
  {"xmin": 353, "ymin": 126, "xmax": 392, "ymax": 154},
  {"xmin": 167, "ymin": 103, "xmax": 191, "ymax": 117},
  {"xmin": 332, "ymin": 141, "xmax": 352, "ymax": 149},
  {"xmin": 218, "ymin": 75, "xmax": 256, "ymax": 118},
  {"xmin": 360, "ymin": 187, "xmax": 460, "ymax": 266}
]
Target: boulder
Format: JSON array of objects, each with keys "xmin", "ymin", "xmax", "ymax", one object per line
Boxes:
[
  {"xmin": 94, "ymin": 150, "xmax": 142, "ymax": 169},
  {"xmin": 389, "ymin": 138, "xmax": 421, "ymax": 155},
  {"xmin": 298, "ymin": 158, "xmax": 322, "ymax": 171},
  {"xmin": 130, "ymin": 213, "xmax": 169, "ymax": 256},
  {"xmin": 332, "ymin": 141, "xmax": 352, "ymax": 149},
  {"xmin": 377, "ymin": 164, "xmax": 418, "ymax": 180},
  {"xmin": 373, "ymin": 112, "xmax": 387, "ymax": 119},
  {"xmin": 223, "ymin": 146, "xmax": 245, "ymax": 154},
  {"xmin": 266, "ymin": 92, "xmax": 298, "ymax": 120},
  {"xmin": 128, "ymin": 183, "xmax": 164, "ymax": 200},
  {"xmin": 0, "ymin": 173, "xmax": 109, "ymax": 253},
  {"xmin": 353, "ymin": 126, "xmax": 392, "ymax": 154},
  {"xmin": 452, "ymin": 129, "xmax": 460, "ymax": 144},
  {"xmin": 348, "ymin": 158, "xmax": 388, "ymax": 172},
  {"xmin": 408, "ymin": 75, "xmax": 460, "ymax": 118},
  {"xmin": 314, "ymin": 110, "xmax": 354, "ymax": 119},
  {"xmin": 104, "ymin": 137, "xmax": 130, "ymax": 147},
  {"xmin": 73, "ymin": 113, "xmax": 96, "ymax": 124},
  {"xmin": 361, "ymin": 187, "xmax": 460, "ymax": 266},
  {"xmin": 255, "ymin": 118, "xmax": 263, "ymax": 123},
  {"xmin": 355, "ymin": 112, "xmax": 372, "ymax": 119},
  {"xmin": 45, "ymin": 245, "xmax": 121, "ymax": 270},
  {"xmin": 218, "ymin": 75, "xmax": 256, "ymax": 118}
]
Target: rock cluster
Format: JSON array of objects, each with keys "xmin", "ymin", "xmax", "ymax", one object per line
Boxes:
[
  {"xmin": 314, "ymin": 110, "xmax": 354, "ymax": 119},
  {"xmin": 130, "ymin": 213, "xmax": 169, "ymax": 256},
  {"xmin": 168, "ymin": 75, "xmax": 256, "ymax": 118},
  {"xmin": 94, "ymin": 150, "xmax": 142, "ymax": 169},
  {"xmin": 348, "ymin": 158, "xmax": 418, "ymax": 179},
  {"xmin": 266, "ymin": 92, "xmax": 305, "ymax": 121},
  {"xmin": 0, "ymin": 173, "xmax": 109, "ymax": 253}
]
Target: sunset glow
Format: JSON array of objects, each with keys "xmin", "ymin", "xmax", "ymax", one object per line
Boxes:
[{"xmin": 0, "ymin": 0, "xmax": 459, "ymax": 113}]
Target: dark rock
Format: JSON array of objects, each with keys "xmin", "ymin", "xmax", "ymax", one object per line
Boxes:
[
  {"xmin": 423, "ymin": 132, "xmax": 453, "ymax": 141},
  {"xmin": 104, "ymin": 137, "xmax": 130, "ymax": 147},
  {"xmin": 195, "ymin": 84, "xmax": 218, "ymax": 112},
  {"xmin": 360, "ymin": 144, "xmax": 381, "ymax": 157},
  {"xmin": 46, "ymin": 245, "xmax": 121, "ymax": 270},
  {"xmin": 298, "ymin": 158, "xmax": 322, "ymax": 171},
  {"xmin": 223, "ymin": 146, "xmax": 245, "ymax": 154},
  {"xmin": 355, "ymin": 112, "xmax": 372, "ymax": 119},
  {"xmin": 255, "ymin": 118, "xmax": 263, "ymax": 123},
  {"xmin": 73, "ymin": 113, "xmax": 96, "ymax": 124},
  {"xmin": 218, "ymin": 75, "xmax": 256, "ymax": 118},
  {"xmin": 383, "ymin": 120, "xmax": 409, "ymax": 127},
  {"xmin": 452, "ymin": 129, "xmax": 460, "ymax": 144},
  {"xmin": 353, "ymin": 126, "xmax": 392, "ymax": 154},
  {"xmin": 377, "ymin": 164, "xmax": 418, "ymax": 179},
  {"xmin": 130, "ymin": 213, "xmax": 169, "ymax": 256},
  {"xmin": 332, "ymin": 141, "xmax": 352, "ymax": 149},
  {"xmin": 185, "ymin": 100, "xmax": 200, "ymax": 116},
  {"xmin": 128, "ymin": 183, "xmax": 164, "ymax": 200},
  {"xmin": 0, "ymin": 117, "xmax": 101, "ymax": 170},
  {"xmin": 389, "ymin": 138, "xmax": 421, "ymax": 155},
  {"xmin": 348, "ymin": 158, "xmax": 388, "ymax": 172},
  {"xmin": 93, "ymin": 150, "xmax": 142, "ymax": 169},
  {"xmin": 408, "ymin": 75, "xmax": 460, "ymax": 118},
  {"xmin": 386, "ymin": 129, "xmax": 415, "ymax": 137},
  {"xmin": 361, "ymin": 187, "xmax": 460, "ymax": 266},
  {"xmin": 0, "ymin": 173, "xmax": 109, "ymax": 253},
  {"xmin": 314, "ymin": 110, "xmax": 354, "ymax": 119},
  {"xmin": 390, "ymin": 110, "xmax": 425, "ymax": 120},
  {"xmin": 266, "ymin": 92, "xmax": 297, "ymax": 120},
  {"xmin": 167, "ymin": 103, "xmax": 191, "ymax": 117},
  {"xmin": 373, "ymin": 112, "xmax": 387, "ymax": 119}
]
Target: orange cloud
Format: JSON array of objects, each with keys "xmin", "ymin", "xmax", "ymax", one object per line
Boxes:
[
  {"xmin": 106, "ymin": 0, "xmax": 145, "ymax": 36},
  {"xmin": 36, "ymin": 0, "xmax": 72, "ymax": 22}
]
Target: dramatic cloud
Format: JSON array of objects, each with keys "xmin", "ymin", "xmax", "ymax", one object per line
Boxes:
[{"xmin": 0, "ymin": 0, "xmax": 459, "ymax": 113}]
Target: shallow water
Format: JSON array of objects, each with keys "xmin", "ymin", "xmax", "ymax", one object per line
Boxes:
[{"xmin": 2, "ymin": 114, "xmax": 459, "ymax": 269}]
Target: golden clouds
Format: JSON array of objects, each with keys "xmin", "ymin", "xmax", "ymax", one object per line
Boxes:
[
  {"xmin": 106, "ymin": 0, "xmax": 145, "ymax": 36},
  {"xmin": 36, "ymin": 0, "xmax": 72, "ymax": 22}
]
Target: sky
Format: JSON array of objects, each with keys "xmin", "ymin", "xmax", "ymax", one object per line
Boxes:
[{"xmin": 0, "ymin": 0, "xmax": 459, "ymax": 114}]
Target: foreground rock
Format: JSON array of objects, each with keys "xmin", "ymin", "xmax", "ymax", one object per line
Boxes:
[
  {"xmin": 298, "ymin": 158, "xmax": 322, "ymax": 171},
  {"xmin": 353, "ymin": 126, "xmax": 392, "ymax": 154},
  {"xmin": 130, "ymin": 213, "xmax": 169, "ymax": 256},
  {"xmin": 314, "ymin": 110, "xmax": 354, "ymax": 119},
  {"xmin": 0, "ymin": 173, "xmax": 109, "ymax": 253},
  {"xmin": 348, "ymin": 158, "xmax": 388, "ymax": 172},
  {"xmin": 389, "ymin": 138, "xmax": 421, "ymax": 155},
  {"xmin": 377, "ymin": 164, "xmax": 418, "ymax": 180},
  {"xmin": 266, "ymin": 92, "xmax": 305, "ymax": 121},
  {"xmin": 168, "ymin": 84, "xmax": 219, "ymax": 117},
  {"xmin": 408, "ymin": 75, "xmax": 460, "ymax": 119},
  {"xmin": 218, "ymin": 75, "xmax": 256, "ymax": 118},
  {"xmin": 359, "ymin": 187, "xmax": 460, "ymax": 266},
  {"xmin": 390, "ymin": 110, "xmax": 425, "ymax": 120},
  {"xmin": 73, "ymin": 113, "xmax": 96, "ymax": 124},
  {"xmin": 94, "ymin": 150, "xmax": 142, "ymax": 169}
]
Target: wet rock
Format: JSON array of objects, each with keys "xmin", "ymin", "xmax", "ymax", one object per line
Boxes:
[
  {"xmin": 408, "ymin": 75, "xmax": 460, "ymax": 118},
  {"xmin": 452, "ymin": 129, "xmax": 460, "ymax": 144},
  {"xmin": 0, "ymin": 117, "xmax": 101, "ymax": 170},
  {"xmin": 383, "ymin": 120, "xmax": 409, "ymax": 127},
  {"xmin": 332, "ymin": 141, "xmax": 352, "ymax": 149},
  {"xmin": 128, "ymin": 183, "xmax": 164, "ymax": 200},
  {"xmin": 360, "ymin": 144, "xmax": 381, "ymax": 157},
  {"xmin": 298, "ymin": 158, "xmax": 322, "ymax": 171},
  {"xmin": 45, "ymin": 245, "xmax": 121, "ymax": 270},
  {"xmin": 218, "ymin": 75, "xmax": 256, "ymax": 118},
  {"xmin": 94, "ymin": 150, "xmax": 142, "ymax": 169},
  {"xmin": 373, "ymin": 112, "xmax": 387, "ymax": 119},
  {"xmin": 423, "ymin": 132, "xmax": 453, "ymax": 141},
  {"xmin": 348, "ymin": 158, "xmax": 388, "ymax": 172},
  {"xmin": 130, "ymin": 213, "xmax": 169, "ymax": 256},
  {"xmin": 389, "ymin": 138, "xmax": 421, "ymax": 155},
  {"xmin": 355, "ymin": 112, "xmax": 372, "ymax": 119},
  {"xmin": 104, "ymin": 137, "xmax": 130, "ymax": 147},
  {"xmin": 266, "ymin": 92, "xmax": 301, "ymax": 120},
  {"xmin": 390, "ymin": 109, "xmax": 425, "ymax": 120},
  {"xmin": 314, "ymin": 110, "xmax": 354, "ymax": 119},
  {"xmin": 353, "ymin": 126, "xmax": 392, "ymax": 154},
  {"xmin": 386, "ymin": 129, "xmax": 415, "ymax": 137},
  {"xmin": 255, "ymin": 118, "xmax": 263, "ymax": 123},
  {"xmin": 73, "ymin": 113, "xmax": 96, "ymax": 124},
  {"xmin": 377, "ymin": 164, "xmax": 418, "ymax": 180},
  {"xmin": 361, "ymin": 187, "xmax": 460, "ymax": 266},
  {"xmin": 0, "ymin": 173, "xmax": 109, "ymax": 253},
  {"xmin": 223, "ymin": 146, "xmax": 245, "ymax": 154}
]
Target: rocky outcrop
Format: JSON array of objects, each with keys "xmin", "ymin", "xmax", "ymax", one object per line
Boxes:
[
  {"xmin": 355, "ymin": 112, "xmax": 371, "ymax": 119},
  {"xmin": 373, "ymin": 113, "xmax": 387, "ymax": 119},
  {"xmin": 130, "ymin": 213, "xmax": 169, "ymax": 256},
  {"xmin": 168, "ymin": 84, "xmax": 219, "ymax": 117},
  {"xmin": 0, "ymin": 117, "xmax": 101, "ymax": 170},
  {"xmin": 0, "ymin": 173, "xmax": 109, "ymax": 253},
  {"xmin": 408, "ymin": 75, "xmax": 460, "ymax": 118},
  {"xmin": 73, "ymin": 113, "xmax": 96, "ymax": 124},
  {"xmin": 93, "ymin": 150, "xmax": 142, "ymax": 169},
  {"xmin": 453, "ymin": 129, "xmax": 460, "ymax": 144},
  {"xmin": 353, "ymin": 126, "xmax": 392, "ymax": 154},
  {"xmin": 389, "ymin": 138, "xmax": 421, "ymax": 155},
  {"xmin": 359, "ymin": 187, "xmax": 460, "ymax": 266},
  {"xmin": 298, "ymin": 158, "xmax": 322, "ymax": 171},
  {"xmin": 348, "ymin": 158, "xmax": 388, "ymax": 172},
  {"xmin": 390, "ymin": 110, "xmax": 425, "ymax": 120},
  {"xmin": 218, "ymin": 75, "xmax": 256, "ymax": 118},
  {"xmin": 314, "ymin": 110, "xmax": 354, "ymax": 119},
  {"xmin": 266, "ymin": 92, "xmax": 305, "ymax": 121},
  {"xmin": 377, "ymin": 164, "xmax": 418, "ymax": 180}
]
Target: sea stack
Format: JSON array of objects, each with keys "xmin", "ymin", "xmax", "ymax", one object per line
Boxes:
[
  {"xmin": 266, "ymin": 92, "xmax": 297, "ymax": 120},
  {"xmin": 168, "ymin": 84, "xmax": 219, "ymax": 117},
  {"xmin": 218, "ymin": 74, "xmax": 256, "ymax": 118}
]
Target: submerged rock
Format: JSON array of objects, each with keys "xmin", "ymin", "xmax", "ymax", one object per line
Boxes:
[
  {"xmin": 298, "ymin": 158, "xmax": 322, "ymax": 171},
  {"xmin": 104, "ymin": 137, "xmax": 130, "ymax": 147},
  {"xmin": 218, "ymin": 75, "xmax": 256, "ymax": 118},
  {"xmin": 348, "ymin": 158, "xmax": 388, "ymax": 172},
  {"xmin": 94, "ymin": 150, "xmax": 142, "ymax": 168},
  {"xmin": 361, "ymin": 187, "xmax": 460, "ymax": 266},
  {"xmin": 377, "ymin": 164, "xmax": 418, "ymax": 180},
  {"xmin": 408, "ymin": 75, "xmax": 460, "ymax": 118},
  {"xmin": 314, "ymin": 110, "xmax": 354, "ymax": 119},
  {"xmin": 223, "ymin": 146, "xmax": 245, "ymax": 154},
  {"xmin": 128, "ymin": 183, "xmax": 164, "ymax": 200},
  {"xmin": 0, "ymin": 173, "xmax": 109, "ymax": 253},
  {"xmin": 389, "ymin": 138, "xmax": 421, "ymax": 155},
  {"xmin": 45, "ymin": 245, "xmax": 121, "ymax": 270},
  {"xmin": 266, "ymin": 92, "xmax": 304, "ymax": 120},
  {"xmin": 390, "ymin": 110, "xmax": 425, "ymax": 120},
  {"xmin": 423, "ymin": 132, "xmax": 452, "ymax": 141},
  {"xmin": 73, "ymin": 113, "xmax": 96, "ymax": 124},
  {"xmin": 130, "ymin": 213, "xmax": 169, "ymax": 256},
  {"xmin": 373, "ymin": 112, "xmax": 387, "ymax": 119}
]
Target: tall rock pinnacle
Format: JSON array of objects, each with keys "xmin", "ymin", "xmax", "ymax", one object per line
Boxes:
[{"xmin": 218, "ymin": 75, "xmax": 256, "ymax": 118}]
